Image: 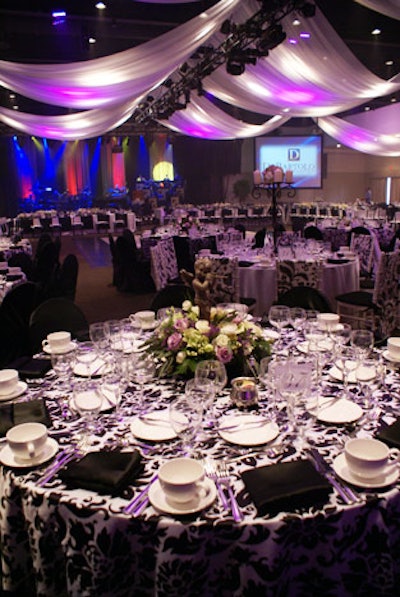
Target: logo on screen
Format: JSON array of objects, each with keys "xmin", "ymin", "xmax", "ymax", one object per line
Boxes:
[{"xmin": 288, "ymin": 148, "xmax": 300, "ymax": 161}]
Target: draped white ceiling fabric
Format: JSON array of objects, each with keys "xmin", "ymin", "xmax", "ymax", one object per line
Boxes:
[
  {"xmin": 355, "ymin": 0, "xmax": 400, "ymax": 20},
  {"xmin": 0, "ymin": 0, "xmax": 399, "ymax": 156}
]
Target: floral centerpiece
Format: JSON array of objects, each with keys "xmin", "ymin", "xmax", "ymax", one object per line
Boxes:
[{"xmin": 143, "ymin": 301, "xmax": 273, "ymax": 380}]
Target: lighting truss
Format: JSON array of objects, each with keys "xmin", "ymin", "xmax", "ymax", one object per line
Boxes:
[{"xmin": 131, "ymin": 1, "xmax": 315, "ymax": 125}]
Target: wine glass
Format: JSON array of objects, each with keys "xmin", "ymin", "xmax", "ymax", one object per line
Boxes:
[
  {"xmin": 169, "ymin": 394, "xmax": 203, "ymax": 457},
  {"xmin": 50, "ymin": 350, "xmax": 75, "ymax": 419},
  {"xmin": 350, "ymin": 329, "xmax": 374, "ymax": 365},
  {"xmin": 74, "ymin": 341, "xmax": 99, "ymax": 378},
  {"xmin": 268, "ymin": 305, "xmax": 290, "ymax": 350},
  {"xmin": 185, "ymin": 377, "xmax": 215, "ymax": 429},
  {"xmin": 72, "ymin": 380, "xmax": 103, "ymax": 449},
  {"xmin": 89, "ymin": 322, "xmax": 109, "ymax": 357},
  {"xmin": 258, "ymin": 355, "xmax": 285, "ymax": 421},
  {"xmin": 334, "ymin": 345, "xmax": 358, "ymax": 399},
  {"xmin": 275, "ymin": 356, "xmax": 314, "ymax": 444},
  {"xmin": 134, "ymin": 354, "xmax": 155, "ymax": 413},
  {"xmin": 289, "ymin": 307, "xmax": 307, "ymax": 333},
  {"xmin": 195, "ymin": 360, "xmax": 227, "ymax": 395}
]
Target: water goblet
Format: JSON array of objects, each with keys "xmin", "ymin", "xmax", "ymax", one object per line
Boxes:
[
  {"xmin": 50, "ymin": 350, "xmax": 75, "ymax": 419},
  {"xmin": 101, "ymin": 371, "xmax": 123, "ymax": 423},
  {"xmin": 185, "ymin": 377, "xmax": 216, "ymax": 430},
  {"xmin": 355, "ymin": 357, "xmax": 379, "ymax": 422},
  {"xmin": 350, "ymin": 329, "xmax": 374, "ymax": 365},
  {"xmin": 258, "ymin": 356, "xmax": 284, "ymax": 421},
  {"xmin": 268, "ymin": 305, "xmax": 290, "ymax": 350},
  {"xmin": 72, "ymin": 380, "xmax": 103, "ymax": 449},
  {"xmin": 169, "ymin": 394, "xmax": 203, "ymax": 457},
  {"xmin": 89, "ymin": 322, "xmax": 109, "ymax": 357},
  {"xmin": 134, "ymin": 354, "xmax": 155, "ymax": 413},
  {"xmin": 195, "ymin": 359, "xmax": 227, "ymax": 395},
  {"xmin": 334, "ymin": 345, "xmax": 358, "ymax": 399},
  {"xmin": 74, "ymin": 341, "xmax": 99, "ymax": 378},
  {"xmin": 289, "ymin": 307, "xmax": 307, "ymax": 333}
]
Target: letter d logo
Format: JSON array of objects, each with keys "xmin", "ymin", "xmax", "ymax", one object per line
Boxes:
[{"xmin": 288, "ymin": 148, "xmax": 300, "ymax": 161}]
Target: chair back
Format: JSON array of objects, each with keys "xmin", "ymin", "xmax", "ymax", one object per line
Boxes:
[
  {"xmin": 372, "ymin": 251, "xmax": 400, "ymax": 338},
  {"xmin": 304, "ymin": 225, "xmax": 323, "ymax": 241},
  {"xmin": 207, "ymin": 256, "xmax": 240, "ymax": 304},
  {"xmin": 29, "ymin": 297, "xmax": 89, "ymax": 354},
  {"xmin": 279, "ymin": 286, "xmax": 333, "ymax": 312},
  {"xmin": 150, "ymin": 238, "xmax": 178, "ymax": 291},
  {"xmin": 350, "ymin": 233, "xmax": 374, "ymax": 275},
  {"xmin": 59, "ymin": 254, "xmax": 79, "ymax": 301},
  {"xmin": 277, "ymin": 260, "xmax": 322, "ymax": 298}
]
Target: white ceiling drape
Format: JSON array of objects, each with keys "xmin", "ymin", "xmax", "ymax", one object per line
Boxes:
[
  {"xmin": 0, "ymin": 0, "xmax": 399, "ymax": 156},
  {"xmin": 354, "ymin": 0, "xmax": 400, "ymax": 20}
]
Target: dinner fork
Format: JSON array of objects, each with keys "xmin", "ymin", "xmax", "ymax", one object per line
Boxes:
[
  {"xmin": 203, "ymin": 458, "xmax": 229, "ymax": 510},
  {"xmin": 216, "ymin": 462, "xmax": 244, "ymax": 522}
]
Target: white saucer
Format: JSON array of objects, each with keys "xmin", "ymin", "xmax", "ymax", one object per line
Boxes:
[
  {"xmin": 0, "ymin": 381, "xmax": 28, "ymax": 402},
  {"xmin": 149, "ymin": 478, "xmax": 216, "ymax": 515},
  {"xmin": 0, "ymin": 437, "xmax": 59, "ymax": 468},
  {"xmin": 130, "ymin": 409, "xmax": 177, "ymax": 441},
  {"xmin": 329, "ymin": 363, "xmax": 376, "ymax": 384},
  {"xmin": 318, "ymin": 323, "xmax": 344, "ymax": 332},
  {"xmin": 298, "ymin": 339, "xmax": 333, "ymax": 354},
  {"xmin": 218, "ymin": 413, "xmax": 279, "ymax": 446},
  {"xmin": 333, "ymin": 453, "xmax": 399, "ymax": 488},
  {"xmin": 141, "ymin": 321, "xmax": 158, "ymax": 331},
  {"xmin": 262, "ymin": 329, "xmax": 280, "ymax": 340},
  {"xmin": 70, "ymin": 390, "xmax": 111, "ymax": 413},
  {"xmin": 316, "ymin": 396, "xmax": 363, "ymax": 424},
  {"xmin": 43, "ymin": 342, "xmax": 76, "ymax": 355},
  {"xmin": 382, "ymin": 350, "xmax": 400, "ymax": 364}
]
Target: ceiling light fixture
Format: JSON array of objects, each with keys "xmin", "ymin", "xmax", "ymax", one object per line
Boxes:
[
  {"xmin": 95, "ymin": 2, "xmax": 106, "ymax": 9},
  {"xmin": 371, "ymin": 28, "xmax": 381, "ymax": 35}
]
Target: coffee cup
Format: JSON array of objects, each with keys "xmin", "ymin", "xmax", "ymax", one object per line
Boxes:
[
  {"xmin": 317, "ymin": 313, "xmax": 340, "ymax": 331},
  {"xmin": 0, "ymin": 369, "xmax": 19, "ymax": 396},
  {"xmin": 387, "ymin": 337, "xmax": 400, "ymax": 360},
  {"xmin": 158, "ymin": 458, "xmax": 205, "ymax": 504},
  {"xmin": 134, "ymin": 310, "xmax": 156, "ymax": 329},
  {"xmin": 6, "ymin": 422, "xmax": 48, "ymax": 461},
  {"xmin": 344, "ymin": 437, "xmax": 399, "ymax": 479},
  {"xmin": 42, "ymin": 331, "xmax": 71, "ymax": 353}
]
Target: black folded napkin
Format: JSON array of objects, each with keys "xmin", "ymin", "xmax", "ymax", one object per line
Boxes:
[
  {"xmin": 238, "ymin": 260, "xmax": 254, "ymax": 267},
  {"xmin": 241, "ymin": 459, "xmax": 331, "ymax": 516},
  {"xmin": 376, "ymin": 418, "xmax": 400, "ymax": 449},
  {"xmin": 8, "ymin": 356, "xmax": 52, "ymax": 379},
  {"xmin": 327, "ymin": 258, "xmax": 350, "ymax": 265},
  {"xmin": 0, "ymin": 399, "xmax": 52, "ymax": 437},
  {"xmin": 59, "ymin": 450, "xmax": 143, "ymax": 495}
]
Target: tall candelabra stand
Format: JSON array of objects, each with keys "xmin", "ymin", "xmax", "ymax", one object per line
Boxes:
[{"xmin": 252, "ymin": 181, "xmax": 296, "ymax": 254}]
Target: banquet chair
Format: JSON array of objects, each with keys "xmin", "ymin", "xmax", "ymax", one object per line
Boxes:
[
  {"xmin": 206, "ymin": 256, "xmax": 256, "ymax": 312},
  {"xmin": 29, "ymin": 297, "xmax": 89, "ymax": 354},
  {"xmin": 0, "ymin": 281, "xmax": 40, "ymax": 363},
  {"xmin": 278, "ymin": 286, "xmax": 334, "ymax": 312},
  {"xmin": 71, "ymin": 215, "xmax": 84, "ymax": 235},
  {"xmin": 350, "ymin": 232, "xmax": 374, "ymax": 278},
  {"xmin": 7, "ymin": 251, "xmax": 34, "ymax": 281},
  {"xmin": 150, "ymin": 239, "xmax": 180, "ymax": 291},
  {"xmin": 336, "ymin": 251, "xmax": 400, "ymax": 341},
  {"xmin": 115, "ymin": 235, "xmax": 154, "ymax": 293},
  {"xmin": 58, "ymin": 253, "xmax": 79, "ymax": 301},
  {"xmin": 150, "ymin": 284, "xmax": 195, "ymax": 312},
  {"xmin": 277, "ymin": 260, "xmax": 323, "ymax": 299},
  {"xmin": 304, "ymin": 225, "xmax": 323, "ymax": 241}
]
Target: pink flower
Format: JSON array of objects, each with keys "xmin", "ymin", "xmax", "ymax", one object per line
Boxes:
[
  {"xmin": 174, "ymin": 318, "xmax": 189, "ymax": 332},
  {"xmin": 215, "ymin": 345, "xmax": 233, "ymax": 364},
  {"xmin": 167, "ymin": 332, "xmax": 183, "ymax": 351}
]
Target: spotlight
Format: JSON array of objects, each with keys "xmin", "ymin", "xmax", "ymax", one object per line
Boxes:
[
  {"xmin": 163, "ymin": 78, "xmax": 173, "ymax": 88},
  {"xmin": 220, "ymin": 19, "xmax": 232, "ymax": 35},
  {"xmin": 298, "ymin": 2, "xmax": 316, "ymax": 17},
  {"xmin": 226, "ymin": 57, "xmax": 245, "ymax": 76},
  {"xmin": 257, "ymin": 23, "xmax": 286, "ymax": 52}
]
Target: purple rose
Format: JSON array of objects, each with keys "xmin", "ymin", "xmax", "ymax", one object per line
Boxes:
[
  {"xmin": 215, "ymin": 345, "xmax": 233, "ymax": 364},
  {"xmin": 174, "ymin": 318, "xmax": 189, "ymax": 332},
  {"xmin": 167, "ymin": 332, "xmax": 183, "ymax": 351}
]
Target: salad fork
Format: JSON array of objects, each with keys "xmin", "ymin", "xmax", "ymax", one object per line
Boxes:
[
  {"xmin": 216, "ymin": 462, "xmax": 244, "ymax": 522},
  {"xmin": 203, "ymin": 458, "xmax": 229, "ymax": 510}
]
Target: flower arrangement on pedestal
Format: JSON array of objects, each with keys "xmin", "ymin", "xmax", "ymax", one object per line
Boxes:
[
  {"xmin": 178, "ymin": 215, "xmax": 199, "ymax": 235},
  {"xmin": 143, "ymin": 301, "xmax": 273, "ymax": 379}
]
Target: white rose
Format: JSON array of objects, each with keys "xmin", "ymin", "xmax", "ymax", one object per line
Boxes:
[
  {"xmin": 192, "ymin": 306, "xmax": 200, "ymax": 317},
  {"xmin": 214, "ymin": 333, "xmax": 230, "ymax": 347},
  {"xmin": 176, "ymin": 351, "xmax": 186, "ymax": 364},
  {"xmin": 195, "ymin": 319, "xmax": 210, "ymax": 334},
  {"xmin": 182, "ymin": 300, "xmax": 192, "ymax": 312},
  {"xmin": 220, "ymin": 323, "xmax": 238, "ymax": 335}
]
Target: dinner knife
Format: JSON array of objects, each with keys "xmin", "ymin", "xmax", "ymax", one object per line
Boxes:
[{"xmin": 308, "ymin": 448, "xmax": 361, "ymax": 504}]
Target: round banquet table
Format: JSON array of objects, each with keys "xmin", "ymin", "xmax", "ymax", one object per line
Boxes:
[
  {"xmin": 1, "ymin": 331, "xmax": 400, "ymax": 597},
  {"xmin": 239, "ymin": 258, "xmax": 360, "ymax": 316}
]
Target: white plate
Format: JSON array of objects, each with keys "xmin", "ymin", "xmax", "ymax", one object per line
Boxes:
[
  {"xmin": 141, "ymin": 321, "xmax": 158, "ymax": 331},
  {"xmin": 382, "ymin": 350, "xmax": 400, "ymax": 364},
  {"xmin": 0, "ymin": 437, "xmax": 59, "ymax": 468},
  {"xmin": 70, "ymin": 390, "xmax": 111, "ymax": 414},
  {"xmin": 130, "ymin": 409, "xmax": 177, "ymax": 441},
  {"xmin": 333, "ymin": 453, "xmax": 399, "ymax": 489},
  {"xmin": 73, "ymin": 358, "xmax": 108, "ymax": 377},
  {"xmin": 218, "ymin": 413, "xmax": 279, "ymax": 446},
  {"xmin": 328, "ymin": 363, "xmax": 376, "ymax": 383},
  {"xmin": 149, "ymin": 478, "xmax": 216, "ymax": 515},
  {"xmin": 43, "ymin": 342, "xmax": 76, "ymax": 355},
  {"xmin": 0, "ymin": 381, "xmax": 28, "ymax": 402},
  {"xmin": 316, "ymin": 396, "xmax": 363, "ymax": 424}
]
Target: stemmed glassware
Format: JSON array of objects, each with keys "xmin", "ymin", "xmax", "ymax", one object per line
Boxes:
[
  {"xmin": 268, "ymin": 305, "xmax": 290, "ymax": 350},
  {"xmin": 74, "ymin": 341, "xmax": 99, "ymax": 378},
  {"xmin": 101, "ymin": 370, "xmax": 123, "ymax": 422},
  {"xmin": 50, "ymin": 350, "xmax": 75, "ymax": 419},
  {"xmin": 185, "ymin": 377, "xmax": 216, "ymax": 430},
  {"xmin": 134, "ymin": 354, "xmax": 155, "ymax": 413},
  {"xmin": 72, "ymin": 380, "xmax": 103, "ymax": 449},
  {"xmin": 350, "ymin": 329, "xmax": 374, "ymax": 365},
  {"xmin": 258, "ymin": 356, "xmax": 284, "ymax": 421},
  {"xmin": 289, "ymin": 307, "xmax": 307, "ymax": 333},
  {"xmin": 334, "ymin": 345, "xmax": 358, "ymax": 399},
  {"xmin": 169, "ymin": 394, "xmax": 203, "ymax": 457},
  {"xmin": 195, "ymin": 360, "xmax": 227, "ymax": 395}
]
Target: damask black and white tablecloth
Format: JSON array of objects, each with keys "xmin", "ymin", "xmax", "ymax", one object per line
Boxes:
[{"xmin": 1, "ymin": 333, "xmax": 400, "ymax": 597}]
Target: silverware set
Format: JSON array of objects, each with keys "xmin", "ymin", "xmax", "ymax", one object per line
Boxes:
[
  {"xmin": 37, "ymin": 445, "xmax": 83, "ymax": 487},
  {"xmin": 308, "ymin": 447, "xmax": 361, "ymax": 505},
  {"xmin": 204, "ymin": 458, "xmax": 243, "ymax": 522},
  {"xmin": 123, "ymin": 474, "xmax": 158, "ymax": 516}
]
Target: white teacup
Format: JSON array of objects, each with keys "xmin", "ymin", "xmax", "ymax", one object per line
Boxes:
[
  {"xmin": 158, "ymin": 458, "xmax": 205, "ymax": 504},
  {"xmin": 0, "ymin": 369, "xmax": 19, "ymax": 396},
  {"xmin": 387, "ymin": 337, "xmax": 400, "ymax": 360},
  {"xmin": 344, "ymin": 438, "xmax": 398, "ymax": 479},
  {"xmin": 134, "ymin": 310, "xmax": 156, "ymax": 329},
  {"xmin": 42, "ymin": 331, "xmax": 71, "ymax": 353},
  {"xmin": 6, "ymin": 422, "xmax": 48, "ymax": 461},
  {"xmin": 317, "ymin": 313, "xmax": 340, "ymax": 331}
]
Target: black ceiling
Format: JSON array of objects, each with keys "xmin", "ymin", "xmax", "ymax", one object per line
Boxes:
[{"xmin": 0, "ymin": 0, "xmax": 399, "ymax": 132}]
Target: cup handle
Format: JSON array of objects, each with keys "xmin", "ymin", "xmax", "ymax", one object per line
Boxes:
[
  {"xmin": 42, "ymin": 340, "xmax": 49, "ymax": 348},
  {"xmin": 389, "ymin": 448, "xmax": 400, "ymax": 464},
  {"xmin": 27, "ymin": 442, "xmax": 36, "ymax": 458}
]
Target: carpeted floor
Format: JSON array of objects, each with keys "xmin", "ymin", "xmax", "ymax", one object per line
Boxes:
[{"xmin": 41, "ymin": 234, "xmax": 157, "ymax": 324}]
